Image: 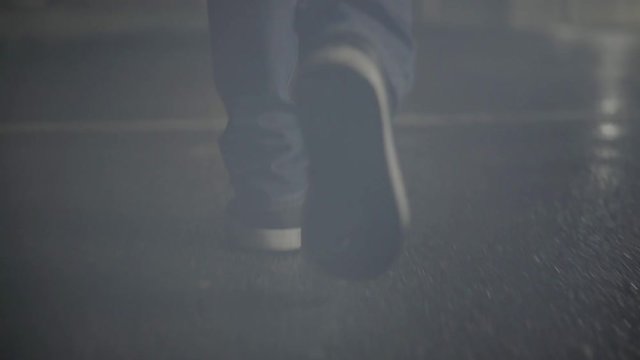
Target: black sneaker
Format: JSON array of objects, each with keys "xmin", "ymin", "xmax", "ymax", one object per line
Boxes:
[{"xmin": 294, "ymin": 45, "xmax": 410, "ymax": 279}]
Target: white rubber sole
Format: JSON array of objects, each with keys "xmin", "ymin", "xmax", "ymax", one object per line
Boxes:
[
  {"xmin": 300, "ymin": 45, "xmax": 411, "ymax": 231},
  {"xmin": 229, "ymin": 224, "xmax": 302, "ymax": 252},
  {"xmin": 294, "ymin": 45, "xmax": 411, "ymax": 278}
]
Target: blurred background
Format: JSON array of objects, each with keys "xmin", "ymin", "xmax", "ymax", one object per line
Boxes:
[{"xmin": 1, "ymin": 0, "xmax": 638, "ymax": 126}]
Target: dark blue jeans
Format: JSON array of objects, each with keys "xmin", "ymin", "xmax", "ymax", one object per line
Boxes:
[{"xmin": 207, "ymin": 0, "xmax": 414, "ymax": 218}]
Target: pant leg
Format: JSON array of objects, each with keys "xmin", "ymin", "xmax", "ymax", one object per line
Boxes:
[
  {"xmin": 295, "ymin": 0, "xmax": 415, "ymax": 108},
  {"xmin": 207, "ymin": 0, "xmax": 307, "ymax": 218}
]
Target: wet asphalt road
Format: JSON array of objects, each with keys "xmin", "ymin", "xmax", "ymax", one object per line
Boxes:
[{"xmin": 1, "ymin": 117, "xmax": 640, "ymax": 360}]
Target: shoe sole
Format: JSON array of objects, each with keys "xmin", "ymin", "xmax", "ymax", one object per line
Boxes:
[
  {"xmin": 228, "ymin": 222, "xmax": 302, "ymax": 252},
  {"xmin": 295, "ymin": 46, "xmax": 410, "ymax": 279}
]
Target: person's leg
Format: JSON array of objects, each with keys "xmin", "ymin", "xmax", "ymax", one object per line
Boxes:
[
  {"xmin": 207, "ymin": 0, "xmax": 306, "ymax": 251},
  {"xmin": 294, "ymin": 0, "xmax": 415, "ymax": 277},
  {"xmin": 295, "ymin": 0, "xmax": 415, "ymax": 106}
]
